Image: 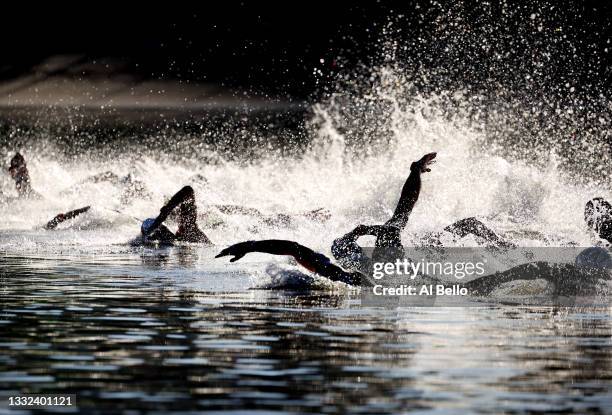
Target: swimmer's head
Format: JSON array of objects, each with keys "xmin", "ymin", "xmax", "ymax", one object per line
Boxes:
[
  {"xmin": 8, "ymin": 153, "xmax": 27, "ymax": 179},
  {"xmin": 575, "ymin": 247, "xmax": 612, "ymax": 270},
  {"xmin": 585, "ymin": 198, "xmax": 612, "ymax": 236},
  {"xmin": 141, "ymin": 218, "xmax": 156, "ymax": 237}
]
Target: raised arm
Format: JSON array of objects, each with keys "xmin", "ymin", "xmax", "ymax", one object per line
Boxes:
[
  {"xmin": 385, "ymin": 152, "xmax": 436, "ymax": 230},
  {"xmin": 144, "ymin": 186, "xmax": 195, "ymax": 237},
  {"xmin": 216, "ymin": 240, "xmax": 361, "ymax": 285}
]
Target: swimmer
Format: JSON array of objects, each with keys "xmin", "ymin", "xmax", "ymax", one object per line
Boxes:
[
  {"xmin": 218, "ymin": 152, "xmax": 515, "ymax": 285},
  {"xmin": 6, "ymin": 152, "xmax": 152, "ymax": 206},
  {"xmin": 216, "ymin": 153, "xmax": 438, "ymax": 281},
  {"xmin": 7, "ymin": 153, "xmax": 40, "ymax": 199},
  {"xmin": 573, "ymin": 197, "xmax": 612, "ymax": 271},
  {"xmin": 139, "ymin": 185, "xmax": 211, "ymax": 245},
  {"xmin": 6, "ymin": 154, "xmax": 91, "ymax": 228},
  {"xmin": 330, "ymin": 152, "xmax": 438, "ymax": 270},
  {"xmin": 331, "ymin": 152, "xmax": 512, "ymax": 271},
  {"xmin": 585, "ymin": 197, "xmax": 612, "ymax": 244}
]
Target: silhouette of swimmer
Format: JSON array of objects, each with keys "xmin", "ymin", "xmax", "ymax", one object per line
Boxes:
[
  {"xmin": 330, "ymin": 153, "xmax": 512, "ymax": 271},
  {"xmin": 5, "ymin": 153, "xmax": 91, "ymax": 229},
  {"xmin": 585, "ymin": 197, "xmax": 612, "ymax": 244},
  {"xmin": 216, "ymin": 153, "xmax": 437, "ymax": 280},
  {"xmin": 140, "ymin": 185, "xmax": 211, "ymax": 245},
  {"xmin": 7, "ymin": 153, "xmax": 40, "ymax": 199},
  {"xmin": 44, "ymin": 206, "xmax": 91, "ymax": 230},
  {"xmin": 6, "ymin": 152, "xmax": 153, "ymax": 206},
  {"xmin": 576, "ymin": 198, "xmax": 612, "ymax": 270},
  {"xmin": 217, "ymin": 152, "xmax": 513, "ymax": 284},
  {"xmin": 216, "ymin": 239, "xmax": 362, "ymax": 285}
]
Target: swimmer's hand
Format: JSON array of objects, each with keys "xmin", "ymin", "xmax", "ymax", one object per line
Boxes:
[
  {"xmin": 215, "ymin": 241, "xmax": 254, "ymax": 262},
  {"xmin": 411, "ymin": 152, "xmax": 437, "ymax": 173}
]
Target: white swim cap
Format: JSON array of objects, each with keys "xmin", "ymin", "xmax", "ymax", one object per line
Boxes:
[{"xmin": 141, "ymin": 218, "xmax": 156, "ymax": 236}]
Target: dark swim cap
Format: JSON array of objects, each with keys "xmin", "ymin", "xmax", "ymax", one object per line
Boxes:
[
  {"xmin": 575, "ymin": 247, "xmax": 612, "ymax": 269},
  {"xmin": 9, "ymin": 153, "xmax": 26, "ymax": 169},
  {"xmin": 141, "ymin": 218, "xmax": 156, "ymax": 236}
]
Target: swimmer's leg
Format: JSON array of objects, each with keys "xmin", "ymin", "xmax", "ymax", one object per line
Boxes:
[
  {"xmin": 444, "ymin": 217, "xmax": 515, "ymax": 248},
  {"xmin": 385, "ymin": 152, "xmax": 436, "ymax": 230},
  {"xmin": 44, "ymin": 206, "xmax": 91, "ymax": 230}
]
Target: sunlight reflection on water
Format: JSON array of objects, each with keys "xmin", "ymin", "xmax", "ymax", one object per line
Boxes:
[{"xmin": 0, "ymin": 250, "xmax": 611, "ymax": 413}]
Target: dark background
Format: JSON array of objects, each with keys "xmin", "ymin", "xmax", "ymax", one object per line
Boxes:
[{"xmin": 2, "ymin": 1, "xmax": 611, "ymax": 99}]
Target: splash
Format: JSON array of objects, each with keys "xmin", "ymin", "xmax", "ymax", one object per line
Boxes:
[
  {"xmin": 1, "ymin": 2, "xmax": 611, "ymax": 256},
  {"xmin": 1, "ymin": 77, "xmax": 608, "ymax": 254}
]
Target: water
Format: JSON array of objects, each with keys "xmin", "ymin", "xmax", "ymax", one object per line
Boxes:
[
  {"xmin": 2, "ymin": 4, "xmax": 612, "ymax": 411},
  {"xmin": 1, "ymin": 250, "xmax": 612, "ymax": 414},
  {"xmin": 1, "ymin": 90, "xmax": 611, "ymax": 413},
  {"xmin": 0, "ymin": 125, "xmax": 610, "ymax": 413}
]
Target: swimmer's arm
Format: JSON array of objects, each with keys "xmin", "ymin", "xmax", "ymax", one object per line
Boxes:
[
  {"xmin": 386, "ymin": 152, "xmax": 436, "ymax": 229},
  {"xmin": 44, "ymin": 206, "xmax": 91, "ymax": 230},
  {"xmin": 216, "ymin": 240, "xmax": 309, "ymax": 262},
  {"xmin": 146, "ymin": 186, "xmax": 195, "ymax": 235},
  {"xmin": 216, "ymin": 240, "xmax": 361, "ymax": 285}
]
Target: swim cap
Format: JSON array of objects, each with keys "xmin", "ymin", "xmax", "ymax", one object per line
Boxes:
[
  {"xmin": 575, "ymin": 247, "xmax": 612, "ymax": 270},
  {"xmin": 9, "ymin": 153, "xmax": 25, "ymax": 170},
  {"xmin": 141, "ymin": 218, "xmax": 156, "ymax": 236}
]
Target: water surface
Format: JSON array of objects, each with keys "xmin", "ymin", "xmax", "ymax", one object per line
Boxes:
[{"xmin": 1, "ymin": 248, "xmax": 611, "ymax": 414}]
